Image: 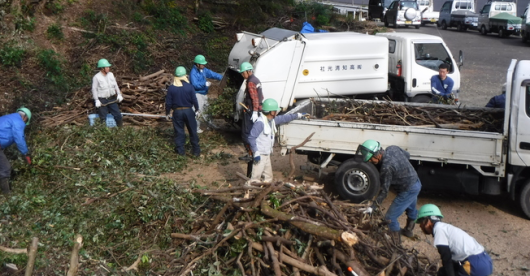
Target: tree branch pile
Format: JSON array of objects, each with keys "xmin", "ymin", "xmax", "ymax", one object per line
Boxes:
[
  {"xmin": 317, "ymin": 100, "xmax": 504, "ymax": 132},
  {"xmin": 41, "ymin": 70, "xmax": 173, "ymax": 128},
  {"xmin": 169, "ymin": 182, "xmax": 439, "ymax": 275}
]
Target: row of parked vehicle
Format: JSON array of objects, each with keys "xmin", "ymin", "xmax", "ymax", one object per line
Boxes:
[{"xmin": 368, "ymin": 0, "xmax": 530, "ymax": 43}]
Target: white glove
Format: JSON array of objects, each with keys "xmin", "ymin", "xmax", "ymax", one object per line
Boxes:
[
  {"xmin": 95, "ymin": 100, "xmax": 102, "ymax": 108},
  {"xmin": 206, "ymin": 81, "xmax": 211, "ymax": 87},
  {"xmin": 250, "ymin": 111, "xmax": 259, "ymax": 123},
  {"xmin": 297, "ymin": 113, "xmax": 309, "ymax": 119},
  {"xmin": 166, "ymin": 115, "xmax": 171, "ymax": 121},
  {"xmin": 361, "ymin": 207, "xmax": 373, "ymax": 215},
  {"xmin": 117, "ymin": 94, "xmax": 124, "ymax": 102},
  {"xmin": 195, "ymin": 110, "xmax": 201, "ymax": 119}
]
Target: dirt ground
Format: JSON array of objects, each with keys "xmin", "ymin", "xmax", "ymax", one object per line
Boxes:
[{"xmin": 162, "ymin": 128, "xmax": 530, "ymax": 276}]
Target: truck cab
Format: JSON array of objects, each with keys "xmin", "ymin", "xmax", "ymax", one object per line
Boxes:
[
  {"xmin": 438, "ymin": 0, "xmax": 478, "ymax": 31},
  {"xmin": 479, "ymin": 0, "xmax": 521, "ymax": 37},
  {"xmin": 376, "ymin": 32, "xmax": 462, "ymax": 102}
]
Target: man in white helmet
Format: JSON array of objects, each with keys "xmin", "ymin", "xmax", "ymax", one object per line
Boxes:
[{"xmin": 92, "ymin": 58, "xmax": 124, "ymax": 127}]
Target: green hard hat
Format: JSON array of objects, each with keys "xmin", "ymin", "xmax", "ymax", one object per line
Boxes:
[
  {"xmin": 262, "ymin": 98, "xmax": 280, "ymax": 112},
  {"xmin": 358, "ymin": 140, "xmax": 381, "ymax": 162},
  {"xmin": 194, "ymin": 55, "xmax": 207, "ymax": 65},
  {"xmin": 175, "ymin": 66, "xmax": 187, "ymax": 77},
  {"xmin": 416, "ymin": 204, "xmax": 444, "ymax": 223},
  {"xmin": 17, "ymin": 107, "xmax": 32, "ymax": 125},
  {"xmin": 97, "ymin": 58, "xmax": 112, "ymax": 68},
  {"xmin": 239, "ymin": 62, "xmax": 253, "ymax": 73}
]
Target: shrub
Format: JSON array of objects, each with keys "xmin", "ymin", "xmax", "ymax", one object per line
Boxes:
[
  {"xmin": 143, "ymin": 0, "xmax": 187, "ymax": 34},
  {"xmin": 47, "ymin": 24, "xmax": 64, "ymax": 40},
  {"xmin": 198, "ymin": 12, "xmax": 214, "ymax": 33},
  {"xmin": 0, "ymin": 43, "xmax": 25, "ymax": 67}
]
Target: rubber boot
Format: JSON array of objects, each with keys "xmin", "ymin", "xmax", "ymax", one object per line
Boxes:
[
  {"xmin": 0, "ymin": 178, "xmax": 10, "ymax": 195},
  {"xmin": 401, "ymin": 218, "xmax": 416, "ymax": 238},
  {"xmin": 116, "ymin": 118, "xmax": 123, "ymax": 127}
]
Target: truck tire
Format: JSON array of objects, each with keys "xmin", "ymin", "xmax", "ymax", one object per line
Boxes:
[
  {"xmin": 523, "ymin": 32, "xmax": 528, "ymax": 43},
  {"xmin": 415, "ymin": 25, "xmax": 420, "ymax": 29},
  {"xmin": 519, "ymin": 181, "xmax": 530, "ymax": 219},
  {"xmin": 481, "ymin": 25, "xmax": 488, "ymax": 36},
  {"xmin": 498, "ymin": 28, "xmax": 505, "ymax": 38},
  {"xmin": 335, "ymin": 158, "xmax": 380, "ymax": 203},
  {"xmin": 441, "ymin": 21, "xmax": 447, "ymax": 30}
]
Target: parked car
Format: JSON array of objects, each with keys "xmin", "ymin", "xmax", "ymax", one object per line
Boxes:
[
  {"xmin": 368, "ymin": 0, "xmax": 394, "ymax": 20},
  {"xmin": 521, "ymin": 4, "xmax": 530, "ymax": 43},
  {"xmin": 384, "ymin": 0, "xmax": 422, "ymax": 28},
  {"xmin": 438, "ymin": 0, "xmax": 478, "ymax": 31},
  {"xmin": 478, "ymin": 1, "xmax": 521, "ymax": 37},
  {"xmin": 417, "ymin": 0, "xmax": 439, "ymax": 26}
]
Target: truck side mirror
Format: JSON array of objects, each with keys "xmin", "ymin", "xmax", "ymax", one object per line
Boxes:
[{"xmin": 458, "ymin": 50, "xmax": 464, "ymax": 69}]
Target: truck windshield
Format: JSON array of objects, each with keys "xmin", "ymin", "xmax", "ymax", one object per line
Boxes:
[
  {"xmin": 417, "ymin": 0, "xmax": 430, "ymax": 6},
  {"xmin": 384, "ymin": 0, "xmax": 393, "ymax": 8},
  {"xmin": 401, "ymin": 1, "xmax": 418, "ymax": 9},
  {"xmin": 414, "ymin": 43, "xmax": 453, "ymax": 72}
]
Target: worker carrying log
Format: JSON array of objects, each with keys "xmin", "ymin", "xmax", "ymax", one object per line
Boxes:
[
  {"xmin": 165, "ymin": 66, "xmax": 201, "ymax": 157},
  {"xmin": 358, "ymin": 140, "xmax": 422, "ymax": 243},
  {"xmin": 0, "ymin": 107, "xmax": 32, "ymax": 194},
  {"xmin": 189, "ymin": 54, "xmax": 222, "ymax": 133},
  {"xmin": 416, "ymin": 204, "xmax": 493, "ymax": 276},
  {"xmin": 91, "ymin": 58, "xmax": 124, "ymax": 127},
  {"xmin": 247, "ymin": 98, "xmax": 305, "ymax": 184}
]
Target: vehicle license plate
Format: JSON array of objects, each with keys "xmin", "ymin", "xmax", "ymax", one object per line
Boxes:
[
  {"xmin": 405, "ymin": 21, "xmax": 412, "ymax": 24},
  {"xmin": 430, "ymin": 19, "xmax": 436, "ymax": 22}
]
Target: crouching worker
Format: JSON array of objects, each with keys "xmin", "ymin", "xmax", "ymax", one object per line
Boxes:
[
  {"xmin": 0, "ymin": 107, "xmax": 32, "ymax": 194},
  {"xmin": 247, "ymin": 98, "xmax": 305, "ymax": 183},
  {"xmin": 416, "ymin": 204, "xmax": 493, "ymax": 276},
  {"xmin": 358, "ymin": 140, "xmax": 422, "ymax": 243}
]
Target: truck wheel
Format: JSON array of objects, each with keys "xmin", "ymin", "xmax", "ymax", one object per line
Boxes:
[
  {"xmin": 441, "ymin": 21, "xmax": 447, "ymax": 30},
  {"xmin": 481, "ymin": 25, "xmax": 488, "ymax": 36},
  {"xmin": 457, "ymin": 23, "xmax": 463, "ymax": 31},
  {"xmin": 335, "ymin": 158, "xmax": 380, "ymax": 203},
  {"xmin": 523, "ymin": 32, "xmax": 528, "ymax": 43},
  {"xmin": 498, "ymin": 28, "xmax": 504, "ymax": 38},
  {"xmin": 519, "ymin": 181, "xmax": 530, "ymax": 219},
  {"xmin": 411, "ymin": 95, "xmax": 432, "ymax": 103},
  {"xmin": 415, "ymin": 25, "xmax": 420, "ymax": 29}
]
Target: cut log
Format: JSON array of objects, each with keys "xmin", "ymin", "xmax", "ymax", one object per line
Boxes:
[{"xmin": 66, "ymin": 234, "xmax": 83, "ymax": 276}]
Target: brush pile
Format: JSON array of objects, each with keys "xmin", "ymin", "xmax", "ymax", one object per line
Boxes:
[
  {"xmin": 318, "ymin": 100, "xmax": 504, "ymax": 132},
  {"xmin": 41, "ymin": 70, "xmax": 173, "ymax": 128},
  {"xmin": 169, "ymin": 181, "xmax": 438, "ymax": 276}
]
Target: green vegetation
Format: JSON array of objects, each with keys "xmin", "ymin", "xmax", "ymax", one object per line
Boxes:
[
  {"xmin": 293, "ymin": 1, "xmax": 333, "ymax": 27},
  {"xmin": 47, "ymin": 23, "xmax": 64, "ymax": 40},
  {"xmin": 37, "ymin": 49, "xmax": 67, "ymax": 91},
  {"xmin": 0, "ymin": 42, "xmax": 25, "ymax": 67},
  {"xmin": 15, "ymin": 16, "xmax": 36, "ymax": 32},
  {"xmin": 198, "ymin": 12, "xmax": 214, "ymax": 33},
  {"xmin": 0, "ymin": 125, "xmax": 229, "ymax": 273},
  {"xmin": 207, "ymin": 87, "xmax": 238, "ymax": 119},
  {"xmin": 142, "ymin": 0, "xmax": 187, "ymax": 34}
]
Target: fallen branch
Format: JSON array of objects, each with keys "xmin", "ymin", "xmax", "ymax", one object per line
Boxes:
[
  {"xmin": 24, "ymin": 237, "xmax": 39, "ymax": 276},
  {"xmin": 288, "ymin": 132, "xmax": 315, "ymax": 179},
  {"xmin": 66, "ymin": 234, "xmax": 83, "ymax": 276}
]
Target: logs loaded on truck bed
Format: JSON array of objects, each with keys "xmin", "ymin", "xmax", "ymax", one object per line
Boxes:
[{"xmin": 278, "ymin": 60, "xmax": 530, "ymax": 219}]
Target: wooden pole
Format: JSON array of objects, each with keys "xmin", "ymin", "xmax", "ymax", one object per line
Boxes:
[
  {"xmin": 66, "ymin": 234, "xmax": 83, "ymax": 276},
  {"xmin": 24, "ymin": 237, "xmax": 39, "ymax": 276}
]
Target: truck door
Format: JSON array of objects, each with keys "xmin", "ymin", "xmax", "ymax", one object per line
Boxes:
[
  {"xmin": 439, "ymin": 1, "xmax": 452, "ymax": 26},
  {"xmin": 512, "ymin": 79, "xmax": 530, "ymax": 166},
  {"xmin": 479, "ymin": 4, "xmax": 491, "ymax": 30}
]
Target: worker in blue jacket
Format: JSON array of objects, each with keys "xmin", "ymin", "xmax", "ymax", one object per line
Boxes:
[
  {"xmin": 0, "ymin": 107, "xmax": 32, "ymax": 194},
  {"xmin": 189, "ymin": 55, "xmax": 223, "ymax": 133},
  {"xmin": 166, "ymin": 66, "xmax": 200, "ymax": 157},
  {"xmin": 431, "ymin": 63, "xmax": 455, "ymax": 104},
  {"xmin": 486, "ymin": 83, "xmax": 506, "ymax": 108}
]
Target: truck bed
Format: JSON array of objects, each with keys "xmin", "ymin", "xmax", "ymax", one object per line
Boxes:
[{"xmin": 279, "ymin": 99, "xmax": 506, "ymax": 176}]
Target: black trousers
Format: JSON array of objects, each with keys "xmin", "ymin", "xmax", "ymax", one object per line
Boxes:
[{"xmin": 97, "ymin": 95, "xmax": 123, "ymax": 125}]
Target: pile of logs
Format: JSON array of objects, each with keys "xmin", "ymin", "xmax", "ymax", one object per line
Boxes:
[
  {"xmin": 318, "ymin": 100, "xmax": 504, "ymax": 132},
  {"xmin": 170, "ymin": 180, "xmax": 438, "ymax": 276},
  {"xmin": 41, "ymin": 70, "xmax": 172, "ymax": 128}
]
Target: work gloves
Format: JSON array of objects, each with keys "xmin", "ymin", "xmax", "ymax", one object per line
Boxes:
[
  {"xmin": 250, "ymin": 111, "xmax": 259, "ymax": 123},
  {"xmin": 253, "ymin": 151, "xmax": 261, "ymax": 164},
  {"xmin": 297, "ymin": 113, "xmax": 310, "ymax": 119},
  {"xmin": 117, "ymin": 94, "xmax": 124, "ymax": 103},
  {"xmin": 206, "ymin": 81, "xmax": 211, "ymax": 87},
  {"xmin": 361, "ymin": 204, "xmax": 377, "ymax": 215},
  {"xmin": 95, "ymin": 100, "xmax": 102, "ymax": 108},
  {"xmin": 195, "ymin": 110, "xmax": 201, "ymax": 119},
  {"xmin": 25, "ymin": 155, "xmax": 32, "ymax": 165},
  {"xmin": 165, "ymin": 114, "xmax": 171, "ymax": 121}
]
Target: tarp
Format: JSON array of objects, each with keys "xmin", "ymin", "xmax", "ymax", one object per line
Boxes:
[
  {"xmin": 300, "ymin": 22, "xmax": 329, "ymax": 33},
  {"xmin": 490, "ymin": 12, "xmax": 522, "ymax": 25}
]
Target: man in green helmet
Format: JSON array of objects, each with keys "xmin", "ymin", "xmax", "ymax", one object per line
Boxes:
[
  {"xmin": 165, "ymin": 66, "xmax": 200, "ymax": 157},
  {"xmin": 247, "ymin": 98, "xmax": 305, "ymax": 183},
  {"xmin": 239, "ymin": 61, "xmax": 264, "ymax": 165},
  {"xmin": 416, "ymin": 204, "xmax": 493, "ymax": 276},
  {"xmin": 92, "ymin": 58, "xmax": 124, "ymax": 127},
  {"xmin": 0, "ymin": 107, "xmax": 32, "ymax": 194},
  {"xmin": 358, "ymin": 140, "xmax": 421, "ymax": 243},
  {"xmin": 190, "ymin": 54, "xmax": 223, "ymax": 133}
]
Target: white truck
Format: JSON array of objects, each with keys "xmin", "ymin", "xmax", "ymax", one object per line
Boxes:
[
  {"xmin": 438, "ymin": 0, "xmax": 478, "ymax": 31},
  {"xmin": 521, "ymin": 4, "xmax": 530, "ymax": 43},
  {"xmin": 478, "ymin": 0, "xmax": 522, "ymax": 37},
  {"xmin": 417, "ymin": 0, "xmax": 439, "ymax": 26},
  {"xmin": 278, "ymin": 59, "xmax": 530, "ymax": 219},
  {"xmin": 226, "ymin": 28, "xmax": 462, "ymax": 120}
]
